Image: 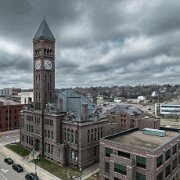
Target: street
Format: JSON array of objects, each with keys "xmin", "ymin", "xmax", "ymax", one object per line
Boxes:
[
  {"xmin": 0, "ymin": 130, "xmax": 26, "ymax": 180},
  {"xmin": 0, "ymin": 153, "xmax": 27, "ymax": 180}
]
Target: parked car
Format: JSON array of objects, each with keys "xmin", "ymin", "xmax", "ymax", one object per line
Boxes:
[
  {"xmin": 4, "ymin": 157, "xmax": 13, "ymax": 164},
  {"xmin": 25, "ymin": 173, "xmax": 39, "ymax": 180},
  {"xmin": 12, "ymin": 164, "xmax": 23, "ymax": 172}
]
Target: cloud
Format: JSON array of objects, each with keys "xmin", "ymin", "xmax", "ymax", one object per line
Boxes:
[{"xmin": 0, "ymin": 0, "xmax": 180, "ymax": 88}]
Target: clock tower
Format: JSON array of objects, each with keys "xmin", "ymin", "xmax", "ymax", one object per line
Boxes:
[{"xmin": 33, "ymin": 18, "xmax": 55, "ymax": 110}]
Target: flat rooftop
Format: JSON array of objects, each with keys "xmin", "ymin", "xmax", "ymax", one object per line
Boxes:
[{"xmin": 109, "ymin": 130, "xmax": 179, "ymax": 150}]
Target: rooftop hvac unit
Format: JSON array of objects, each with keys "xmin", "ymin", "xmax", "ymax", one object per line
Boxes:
[{"xmin": 143, "ymin": 128, "xmax": 166, "ymax": 137}]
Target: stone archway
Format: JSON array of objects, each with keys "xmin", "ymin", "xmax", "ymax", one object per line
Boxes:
[{"xmin": 35, "ymin": 139, "xmax": 40, "ymax": 151}]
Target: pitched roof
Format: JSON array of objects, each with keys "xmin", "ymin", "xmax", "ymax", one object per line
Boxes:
[
  {"xmin": 34, "ymin": 19, "xmax": 55, "ymax": 40},
  {"xmin": 109, "ymin": 104, "xmax": 143, "ymax": 116}
]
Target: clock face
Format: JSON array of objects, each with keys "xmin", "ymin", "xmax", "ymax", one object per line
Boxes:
[
  {"xmin": 44, "ymin": 60, "xmax": 52, "ymax": 69},
  {"xmin": 35, "ymin": 60, "xmax": 41, "ymax": 69}
]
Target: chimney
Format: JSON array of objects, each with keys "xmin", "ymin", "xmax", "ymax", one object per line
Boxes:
[
  {"xmin": 82, "ymin": 104, "xmax": 88, "ymax": 121},
  {"xmin": 28, "ymin": 97, "xmax": 32, "ymax": 104},
  {"xmin": 57, "ymin": 98, "xmax": 63, "ymax": 112}
]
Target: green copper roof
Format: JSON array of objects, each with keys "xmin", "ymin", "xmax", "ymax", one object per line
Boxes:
[{"xmin": 34, "ymin": 19, "xmax": 55, "ymax": 40}]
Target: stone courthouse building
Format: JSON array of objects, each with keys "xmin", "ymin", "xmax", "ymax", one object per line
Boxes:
[
  {"xmin": 20, "ymin": 19, "xmax": 115, "ymax": 168},
  {"xmin": 20, "ymin": 19, "xmax": 164, "ymax": 170}
]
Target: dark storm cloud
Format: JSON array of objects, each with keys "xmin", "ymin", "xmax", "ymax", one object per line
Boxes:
[{"xmin": 0, "ymin": 0, "xmax": 180, "ymax": 88}]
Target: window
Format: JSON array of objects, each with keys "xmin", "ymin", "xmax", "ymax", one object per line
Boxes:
[
  {"xmin": 101, "ymin": 127, "xmax": 103, "ymax": 137},
  {"xmin": 172, "ymin": 144, "xmax": 177, "ymax": 155},
  {"xmin": 172, "ymin": 158, "xmax": 177, "ymax": 170},
  {"xmin": 71, "ymin": 150, "xmax": 78, "ymax": 161},
  {"xmin": 136, "ymin": 172, "xmax": 146, "ymax": 180},
  {"xmin": 94, "ymin": 146, "xmax": 97, "ymax": 156},
  {"xmin": 51, "ymin": 131, "xmax": 53, "ymax": 139},
  {"xmin": 165, "ymin": 149, "xmax": 171, "ymax": 161},
  {"xmin": 87, "ymin": 134, "xmax": 90, "ymax": 143},
  {"xmin": 114, "ymin": 178, "xmax": 121, "ymax": 180},
  {"xmin": 67, "ymin": 129, "xmax": 70, "ymax": 142},
  {"xmin": 114, "ymin": 163, "xmax": 126, "ymax": 175},
  {"xmin": 118, "ymin": 151, "xmax": 130, "ymax": 159},
  {"xmin": 48, "ymin": 144, "xmax": 50, "ymax": 153},
  {"xmin": 136, "ymin": 156, "xmax": 146, "ymax": 169},
  {"xmin": 156, "ymin": 171, "xmax": 163, "ymax": 180},
  {"xmin": 91, "ymin": 133, "xmax": 93, "ymax": 142},
  {"xmin": 75, "ymin": 131, "xmax": 78, "ymax": 144},
  {"xmin": 45, "ymin": 130, "xmax": 47, "ymax": 137},
  {"xmin": 157, "ymin": 155, "xmax": 163, "ymax": 168},
  {"xmin": 48, "ymin": 130, "xmax": 50, "ymax": 138},
  {"xmin": 105, "ymin": 162, "xmax": 110, "ymax": 173},
  {"xmin": 51, "ymin": 145, "xmax": 53, "ymax": 154},
  {"xmin": 165, "ymin": 164, "xmax": 171, "ymax": 177},
  {"xmin": 105, "ymin": 147, "xmax": 112, "ymax": 157},
  {"xmin": 71, "ymin": 130, "xmax": 74, "ymax": 143}
]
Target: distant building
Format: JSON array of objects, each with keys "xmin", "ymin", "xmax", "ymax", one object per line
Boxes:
[
  {"xmin": 137, "ymin": 96, "xmax": 146, "ymax": 102},
  {"xmin": 19, "ymin": 90, "xmax": 33, "ymax": 104},
  {"xmin": 0, "ymin": 88, "xmax": 21, "ymax": 97},
  {"xmin": 0, "ymin": 104, "xmax": 23, "ymax": 131},
  {"xmin": 114, "ymin": 97, "xmax": 125, "ymax": 103},
  {"xmin": 106, "ymin": 104, "xmax": 160, "ymax": 131},
  {"xmin": 155, "ymin": 103, "xmax": 161, "ymax": 116},
  {"xmin": 160, "ymin": 104, "xmax": 180, "ymax": 118},
  {"xmin": 99, "ymin": 128, "xmax": 180, "ymax": 180}
]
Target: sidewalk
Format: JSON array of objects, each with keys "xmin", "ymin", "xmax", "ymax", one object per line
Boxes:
[
  {"xmin": 0, "ymin": 146, "xmax": 60, "ymax": 180},
  {"xmin": 75, "ymin": 163, "xmax": 99, "ymax": 180},
  {"xmin": 0, "ymin": 146, "xmax": 99, "ymax": 180}
]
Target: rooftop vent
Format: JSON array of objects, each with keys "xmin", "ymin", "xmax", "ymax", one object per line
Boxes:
[{"xmin": 143, "ymin": 128, "xmax": 166, "ymax": 137}]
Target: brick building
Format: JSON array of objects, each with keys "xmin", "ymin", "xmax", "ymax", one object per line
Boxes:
[
  {"xmin": 0, "ymin": 104, "xmax": 23, "ymax": 131},
  {"xmin": 100, "ymin": 128, "xmax": 180, "ymax": 180},
  {"xmin": 107, "ymin": 104, "xmax": 160, "ymax": 131},
  {"xmin": 20, "ymin": 19, "xmax": 116, "ymax": 169}
]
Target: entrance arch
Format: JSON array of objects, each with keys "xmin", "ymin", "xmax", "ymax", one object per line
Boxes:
[{"xmin": 35, "ymin": 139, "xmax": 40, "ymax": 151}]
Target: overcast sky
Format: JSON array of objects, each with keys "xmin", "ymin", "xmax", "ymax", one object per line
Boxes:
[{"xmin": 0, "ymin": 0, "xmax": 180, "ymax": 89}]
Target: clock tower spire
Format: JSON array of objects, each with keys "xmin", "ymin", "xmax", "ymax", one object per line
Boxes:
[{"xmin": 33, "ymin": 19, "xmax": 55, "ymax": 110}]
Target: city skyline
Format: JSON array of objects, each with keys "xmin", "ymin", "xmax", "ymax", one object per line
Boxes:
[{"xmin": 0, "ymin": 0, "xmax": 180, "ymax": 88}]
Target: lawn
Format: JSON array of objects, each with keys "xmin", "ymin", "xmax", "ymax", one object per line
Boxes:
[
  {"xmin": 34, "ymin": 158, "xmax": 80, "ymax": 179},
  {"xmin": 5, "ymin": 143, "xmax": 80, "ymax": 179},
  {"xmin": 160, "ymin": 117, "xmax": 180, "ymax": 122},
  {"xmin": 5, "ymin": 142, "xmax": 30, "ymax": 157}
]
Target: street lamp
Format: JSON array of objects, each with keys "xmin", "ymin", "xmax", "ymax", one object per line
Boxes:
[{"xmin": 79, "ymin": 167, "xmax": 83, "ymax": 180}]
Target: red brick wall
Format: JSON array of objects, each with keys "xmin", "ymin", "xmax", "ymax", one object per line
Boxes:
[{"xmin": 0, "ymin": 104, "xmax": 23, "ymax": 131}]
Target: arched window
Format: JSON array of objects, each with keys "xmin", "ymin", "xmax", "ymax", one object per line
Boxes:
[
  {"xmin": 47, "ymin": 49, "xmax": 49, "ymax": 55},
  {"xmin": 44, "ymin": 48, "xmax": 46, "ymax": 54},
  {"xmin": 50, "ymin": 49, "xmax": 52, "ymax": 55}
]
